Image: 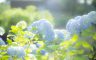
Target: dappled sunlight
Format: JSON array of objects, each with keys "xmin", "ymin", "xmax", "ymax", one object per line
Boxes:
[{"xmin": 0, "ymin": 0, "xmax": 96, "ymax": 60}]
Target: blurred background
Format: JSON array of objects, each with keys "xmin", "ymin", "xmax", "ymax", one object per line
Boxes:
[{"xmin": 0, "ymin": 0, "xmax": 96, "ymax": 40}]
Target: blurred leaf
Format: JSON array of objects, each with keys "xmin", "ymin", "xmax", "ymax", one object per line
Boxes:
[
  {"xmin": 93, "ymin": 33, "xmax": 96, "ymax": 40},
  {"xmin": 0, "ymin": 52, "xmax": 7, "ymax": 55},
  {"xmin": 82, "ymin": 41, "xmax": 93, "ymax": 51},
  {"xmin": 7, "ymin": 38, "xmax": 12, "ymax": 45},
  {"xmin": 71, "ymin": 34, "xmax": 78, "ymax": 43},
  {"xmin": 73, "ymin": 56, "xmax": 89, "ymax": 60},
  {"xmin": 60, "ymin": 41, "xmax": 71, "ymax": 49},
  {"xmin": 10, "ymin": 26, "xmax": 20, "ymax": 33},
  {"xmin": 0, "ymin": 55, "xmax": 9, "ymax": 60},
  {"xmin": 16, "ymin": 21, "xmax": 27, "ymax": 29}
]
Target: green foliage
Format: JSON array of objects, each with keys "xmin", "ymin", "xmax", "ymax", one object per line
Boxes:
[
  {"xmin": 0, "ymin": 3, "xmax": 10, "ymax": 14},
  {"xmin": 0, "ymin": 5, "xmax": 54, "ymax": 33}
]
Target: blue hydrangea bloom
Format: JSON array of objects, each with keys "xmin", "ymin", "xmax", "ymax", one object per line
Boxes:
[
  {"xmin": 0, "ymin": 38, "xmax": 5, "ymax": 45},
  {"xmin": 55, "ymin": 30, "xmax": 64, "ymax": 40},
  {"xmin": 66, "ymin": 19, "xmax": 81, "ymax": 34},
  {"xmin": 29, "ymin": 44, "xmax": 38, "ymax": 54},
  {"xmin": 87, "ymin": 11, "xmax": 96, "ymax": 24},
  {"xmin": 24, "ymin": 44, "xmax": 38, "ymax": 54},
  {"xmin": 7, "ymin": 46, "xmax": 16, "ymax": 56},
  {"xmin": 35, "ymin": 43, "xmax": 41, "ymax": 48},
  {"xmin": 15, "ymin": 47, "xmax": 25, "ymax": 58},
  {"xmin": 66, "ymin": 14, "xmax": 93, "ymax": 34},
  {"xmin": 42, "ymin": 29, "xmax": 55, "ymax": 41},
  {"xmin": 27, "ymin": 20, "xmax": 40, "ymax": 34},
  {"xmin": 40, "ymin": 49, "xmax": 46, "ymax": 55},
  {"xmin": 7, "ymin": 46, "xmax": 25, "ymax": 58},
  {"xmin": 27, "ymin": 19, "xmax": 55, "ymax": 41},
  {"xmin": 79, "ymin": 15, "xmax": 92, "ymax": 30}
]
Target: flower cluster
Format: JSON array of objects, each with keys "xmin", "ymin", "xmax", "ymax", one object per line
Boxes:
[
  {"xmin": 54, "ymin": 30, "xmax": 65, "ymax": 40},
  {"xmin": 27, "ymin": 19, "xmax": 65, "ymax": 42},
  {"xmin": 66, "ymin": 11, "xmax": 96, "ymax": 34},
  {"xmin": 1, "ymin": 11, "xmax": 96, "ymax": 60},
  {"xmin": 7, "ymin": 46, "xmax": 25, "ymax": 58}
]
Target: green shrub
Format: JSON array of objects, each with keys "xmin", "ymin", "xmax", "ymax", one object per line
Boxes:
[{"xmin": 0, "ymin": 5, "xmax": 54, "ymax": 32}]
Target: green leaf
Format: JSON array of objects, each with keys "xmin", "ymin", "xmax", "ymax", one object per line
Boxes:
[
  {"xmin": 10, "ymin": 26, "xmax": 20, "ymax": 33},
  {"xmin": 0, "ymin": 55, "xmax": 9, "ymax": 60},
  {"xmin": 93, "ymin": 33, "xmax": 96, "ymax": 40},
  {"xmin": 73, "ymin": 56, "xmax": 89, "ymax": 60},
  {"xmin": 7, "ymin": 38, "xmax": 12, "ymax": 45},
  {"xmin": 75, "ymin": 41, "xmax": 82, "ymax": 47},
  {"xmin": 16, "ymin": 21, "xmax": 27, "ymax": 29},
  {"xmin": 0, "ymin": 52, "xmax": 7, "ymax": 55},
  {"xmin": 71, "ymin": 34, "xmax": 78, "ymax": 43},
  {"xmin": 82, "ymin": 41, "xmax": 93, "ymax": 51}
]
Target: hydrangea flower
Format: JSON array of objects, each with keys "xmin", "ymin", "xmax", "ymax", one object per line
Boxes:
[
  {"xmin": 35, "ymin": 43, "xmax": 41, "ymax": 48},
  {"xmin": 0, "ymin": 38, "xmax": 5, "ymax": 45},
  {"xmin": 40, "ymin": 49, "xmax": 47, "ymax": 55},
  {"xmin": 87, "ymin": 11, "xmax": 96, "ymax": 24},
  {"xmin": 7, "ymin": 46, "xmax": 25, "ymax": 58},
  {"xmin": 66, "ymin": 19, "xmax": 81, "ymax": 34},
  {"xmin": 27, "ymin": 19, "xmax": 55, "ymax": 41},
  {"xmin": 30, "ymin": 44, "xmax": 38, "ymax": 54},
  {"xmin": 66, "ymin": 12, "xmax": 94, "ymax": 34},
  {"xmin": 27, "ymin": 20, "xmax": 40, "ymax": 34},
  {"xmin": 16, "ymin": 47, "xmax": 25, "ymax": 58},
  {"xmin": 54, "ymin": 30, "xmax": 64, "ymax": 42},
  {"xmin": 24, "ymin": 44, "xmax": 38, "ymax": 54},
  {"xmin": 7, "ymin": 46, "xmax": 17, "ymax": 56},
  {"xmin": 78, "ymin": 15, "xmax": 92, "ymax": 31}
]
